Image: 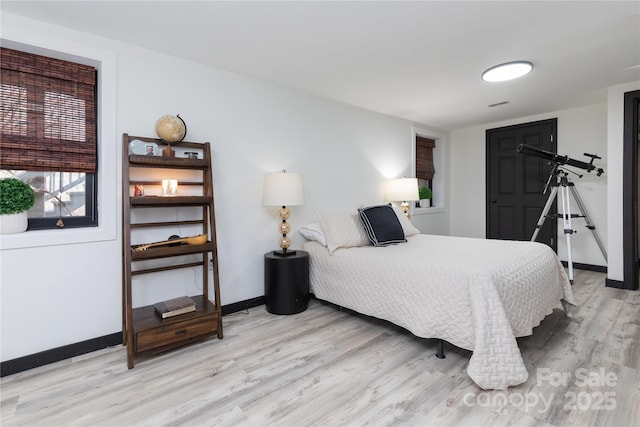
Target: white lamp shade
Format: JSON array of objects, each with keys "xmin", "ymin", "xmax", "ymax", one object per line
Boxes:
[
  {"xmin": 384, "ymin": 178, "xmax": 419, "ymax": 202},
  {"xmin": 263, "ymin": 171, "xmax": 304, "ymax": 206}
]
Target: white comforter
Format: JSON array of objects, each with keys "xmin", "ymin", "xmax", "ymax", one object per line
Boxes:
[{"xmin": 304, "ymin": 234, "xmax": 575, "ymax": 390}]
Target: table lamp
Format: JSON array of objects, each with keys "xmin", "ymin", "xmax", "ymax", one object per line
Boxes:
[
  {"xmin": 385, "ymin": 177, "xmax": 419, "ymax": 218},
  {"xmin": 263, "ymin": 170, "xmax": 304, "ymax": 256}
]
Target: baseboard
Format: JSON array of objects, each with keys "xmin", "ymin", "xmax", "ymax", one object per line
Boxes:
[
  {"xmin": 560, "ymin": 261, "xmax": 607, "ymax": 273},
  {"xmin": 605, "ymin": 278, "xmax": 637, "ymax": 290},
  {"xmin": 1, "ymin": 296, "xmax": 266, "ymax": 377},
  {"xmin": 0, "ymin": 332, "xmax": 122, "ymax": 378},
  {"xmin": 559, "ymin": 262, "xmax": 637, "ymax": 289},
  {"xmin": 222, "ymin": 296, "xmax": 265, "ymax": 315}
]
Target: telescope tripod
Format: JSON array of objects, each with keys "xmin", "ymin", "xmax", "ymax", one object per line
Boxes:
[{"xmin": 531, "ymin": 168, "xmax": 607, "ymax": 284}]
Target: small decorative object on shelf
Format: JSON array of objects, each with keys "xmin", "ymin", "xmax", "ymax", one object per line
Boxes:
[
  {"xmin": 162, "ymin": 145, "xmax": 175, "ymax": 159},
  {"xmin": 155, "ymin": 114, "xmax": 187, "ymax": 143},
  {"xmin": 132, "ymin": 234, "xmax": 207, "ymax": 252},
  {"xmin": 154, "ymin": 296, "xmax": 196, "ymax": 319},
  {"xmin": 129, "ymin": 139, "xmax": 158, "ymax": 156},
  {"xmin": 162, "ymin": 179, "xmax": 178, "ymax": 196}
]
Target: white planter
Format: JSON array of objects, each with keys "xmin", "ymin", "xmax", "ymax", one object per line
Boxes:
[
  {"xmin": 419, "ymin": 199, "xmax": 431, "ymax": 208},
  {"xmin": 0, "ymin": 211, "xmax": 28, "ymax": 234}
]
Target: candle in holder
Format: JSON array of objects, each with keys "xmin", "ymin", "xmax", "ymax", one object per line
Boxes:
[{"xmin": 162, "ymin": 179, "xmax": 178, "ymax": 196}]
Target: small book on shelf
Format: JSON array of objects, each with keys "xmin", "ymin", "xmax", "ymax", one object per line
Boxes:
[{"xmin": 154, "ymin": 296, "xmax": 196, "ymax": 319}]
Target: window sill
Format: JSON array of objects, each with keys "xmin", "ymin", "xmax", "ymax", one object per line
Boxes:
[
  {"xmin": 412, "ymin": 206, "xmax": 445, "ymax": 215},
  {"xmin": 0, "ymin": 226, "xmax": 116, "ymax": 250}
]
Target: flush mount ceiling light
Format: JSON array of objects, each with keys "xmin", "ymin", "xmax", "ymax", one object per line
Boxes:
[{"xmin": 482, "ymin": 61, "xmax": 533, "ymax": 82}]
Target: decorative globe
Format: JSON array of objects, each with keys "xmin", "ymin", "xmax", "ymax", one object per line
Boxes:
[{"xmin": 155, "ymin": 114, "xmax": 187, "ymax": 143}]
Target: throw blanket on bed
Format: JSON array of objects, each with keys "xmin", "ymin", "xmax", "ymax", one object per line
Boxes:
[{"xmin": 304, "ymin": 234, "xmax": 575, "ymax": 390}]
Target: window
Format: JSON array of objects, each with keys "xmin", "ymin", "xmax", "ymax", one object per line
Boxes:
[
  {"xmin": 0, "ymin": 47, "xmax": 97, "ymax": 229},
  {"xmin": 415, "ymin": 135, "xmax": 435, "ymax": 206}
]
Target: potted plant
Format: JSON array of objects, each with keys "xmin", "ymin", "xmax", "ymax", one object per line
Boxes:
[
  {"xmin": 418, "ymin": 186, "xmax": 432, "ymax": 208},
  {"xmin": 0, "ymin": 178, "xmax": 36, "ymax": 234}
]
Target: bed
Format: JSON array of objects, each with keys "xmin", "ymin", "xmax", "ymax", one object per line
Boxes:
[{"xmin": 300, "ymin": 205, "xmax": 576, "ymax": 390}]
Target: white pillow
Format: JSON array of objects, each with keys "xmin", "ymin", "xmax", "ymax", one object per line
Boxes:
[
  {"xmin": 391, "ymin": 206, "xmax": 421, "ymax": 237},
  {"xmin": 317, "ymin": 209, "xmax": 370, "ymax": 254},
  {"xmin": 299, "ymin": 223, "xmax": 327, "ymax": 246}
]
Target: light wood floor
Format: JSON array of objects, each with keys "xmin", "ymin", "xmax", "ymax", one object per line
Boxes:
[{"xmin": 2, "ymin": 269, "xmax": 639, "ymax": 426}]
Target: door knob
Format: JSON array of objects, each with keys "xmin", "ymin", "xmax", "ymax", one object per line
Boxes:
[{"xmin": 491, "ymin": 200, "xmax": 497, "ymax": 203}]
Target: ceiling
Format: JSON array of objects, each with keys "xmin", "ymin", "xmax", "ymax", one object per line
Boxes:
[{"xmin": 2, "ymin": 1, "xmax": 639, "ymax": 130}]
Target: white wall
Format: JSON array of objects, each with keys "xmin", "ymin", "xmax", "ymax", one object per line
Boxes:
[
  {"xmin": 450, "ymin": 104, "xmax": 609, "ymax": 267},
  {"xmin": 0, "ymin": 14, "xmax": 450, "ymax": 361}
]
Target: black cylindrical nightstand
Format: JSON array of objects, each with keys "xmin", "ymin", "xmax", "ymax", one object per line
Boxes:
[{"xmin": 264, "ymin": 250, "xmax": 310, "ymax": 314}]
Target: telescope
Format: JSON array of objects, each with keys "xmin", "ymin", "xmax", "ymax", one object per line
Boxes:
[
  {"xmin": 518, "ymin": 143, "xmax": 608, "ymax": 285},
  {"xmin": 517, "ymin": 144, "xmax": 604, "ymax": 176}
]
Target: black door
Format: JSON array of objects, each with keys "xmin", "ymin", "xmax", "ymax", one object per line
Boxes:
[
  {"xmin": 618, "ymin": 89, "xmax": 639, "ymax": 289},
  {"xmin": 486, "ymin": 119, "xmax": 557, "ymax": 250}
]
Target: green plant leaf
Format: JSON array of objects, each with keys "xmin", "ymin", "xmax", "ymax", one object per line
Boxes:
[
  {"xmin": 418, "ymin": 186, "xmax": 432, "ymax": 200},
  {"xmin": 0, "ymin": 178, "xmax": 36, "ymax": 215}
]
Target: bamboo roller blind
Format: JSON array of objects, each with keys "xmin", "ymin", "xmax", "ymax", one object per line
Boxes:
[
  {"xmin": 0, "ymin": 47, "xmax": 97, "ymax": 173},
  {"xmin": 416, "ymin": 136, "xmax": 435, "ymax": 180}
]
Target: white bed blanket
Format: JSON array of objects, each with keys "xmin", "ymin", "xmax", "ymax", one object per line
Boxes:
[{"xmin": 304, "ymin": 234, "xmax": 575, "ymax": 390}]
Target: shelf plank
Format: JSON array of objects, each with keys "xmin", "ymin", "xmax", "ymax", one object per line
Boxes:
[
  {"xmin": 130, "ymin": 220, "xmax": 205, "ymax": 228},
  {"xmin": 129, "ymin": 181, "xmax": 204, "ymax": 187},
  {"xmin": 132, "ymin": 296, "xmax": 218, "ymax": 333},
  {"xmin": 125, "ymin": 135, "xmax": 207, "ymax": 150},
  {"xmin": 130, "ymin": 196, "xmax": 210, "ymax": 207},
  {"xmin": 129, "ymin": 155, "xmax": 209, "ymax": 169},
  {"xmin": 131, "ymin": 242, "xmax": 216, "ymax": 260},
  {"xmin": 131, "ymin": 261, "xmax": 204, "ymax": 276}
]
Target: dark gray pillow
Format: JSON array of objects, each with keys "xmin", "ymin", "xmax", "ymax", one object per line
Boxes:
[{"xmin": 358, "ymin": 205, "xmax": 407, "ymax": 247}]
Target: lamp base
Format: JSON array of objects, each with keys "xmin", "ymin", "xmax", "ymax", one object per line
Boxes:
[
  {"xmin": 401, "ymin": 201, "xmax": 411, "ymax": 218},
  {"xmin": 272, "ymin": 249, "xmax": 298, "ymax": 257}
]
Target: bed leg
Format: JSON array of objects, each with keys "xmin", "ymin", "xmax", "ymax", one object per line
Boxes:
[{"xmin": 436, "ymin": 339, "xmax": 446, "ymax": 359}]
